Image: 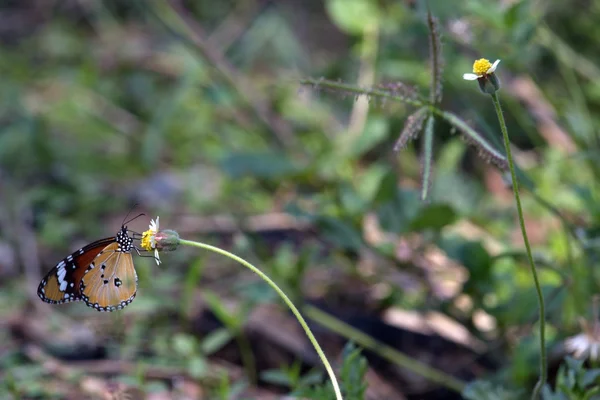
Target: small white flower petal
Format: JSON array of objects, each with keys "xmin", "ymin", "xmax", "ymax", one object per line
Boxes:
[
  {"xmin": 142, "ymin": 216, "xmax": 161, "ymax": 252},
  {"xmin": 154, "ymin": 249, "xmax": 161, "ymax": 265},
  {"xmin": 463, "ymin": 73, "xmax": 479, "ymax": 80},
  {"xmin": 564, "ymin": 332, "xmax": 600, "ymax": 360},
  {"xmin": 566, "ymin": 334, "xmax": 586, "ymax": 354},
  {"xmin": 487, "ymin": 59, "xmax": 501, "ymax": 73},
  {"xmin": 149, "ymin": 216, "xmax": 159, "ymax": 233},
  {"xmin": 592, "ymin": 343, "xmax": 600, "ymax": 360}
]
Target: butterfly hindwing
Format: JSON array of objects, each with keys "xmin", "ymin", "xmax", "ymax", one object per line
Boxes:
[
  {"xmin": 37, "ymin": 238, "xmax": 114, "ymax": 304},
  {"xmin": 80, "ymin": 242, "xmax": 138, "ymax": 312}
]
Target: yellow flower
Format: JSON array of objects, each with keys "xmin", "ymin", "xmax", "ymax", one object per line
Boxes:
[
  {"xmin": 463, "ymin": 58, "xmax": 500, "ymax": 80},
  {"xmin": 463, "ymin": 58, "xmax": 501, "ymax": 94},
  {"xmin": 141, "ymin": 216, "xmax": 161, "ymax": 265}
]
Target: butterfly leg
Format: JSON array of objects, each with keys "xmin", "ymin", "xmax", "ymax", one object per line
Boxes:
[{"xmin": 133, "ymin": 246, "xmax": 161, "ymax": 264}]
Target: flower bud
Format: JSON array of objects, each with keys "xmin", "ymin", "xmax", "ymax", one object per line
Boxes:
[
  {"xmin": 155, "ymin": 229, "xmax": 180, "ymax": 252},
  {"xmin": 463, "ymin": 58, "xmax": 501, "ymax": 95},
  {"xmin": 477, "ymin": 73, "xmax": 501, "ymax": 94}
]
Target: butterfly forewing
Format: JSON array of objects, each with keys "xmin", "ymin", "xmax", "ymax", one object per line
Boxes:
[
  {"xmin": 37, "ymin": 226, "xmax": 139, "ymax": 312},
  {"xmin": 80, "ymin": 242, "xmax": 138, "ymax": 312},
  {"xmin": 37, "ymin": 238, "xmax": 115, "ymax": 304}
]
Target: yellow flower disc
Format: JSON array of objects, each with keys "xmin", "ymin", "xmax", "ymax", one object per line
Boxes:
[
  {"xmin": 472, "ymin": 58, "xmax": 492, "ymax": 75},
  {"xmin": 140, "ymin": 230, "xmax": 153, "ymax": 251}
]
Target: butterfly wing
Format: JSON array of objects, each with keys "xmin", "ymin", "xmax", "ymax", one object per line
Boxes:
[
  {"xmin": 80, "ymin": 242, "xmax": 138, "ymax": 312},
  {"xmin": 37, "ymin": 237, "xmax": 115, "ymax": 305}
]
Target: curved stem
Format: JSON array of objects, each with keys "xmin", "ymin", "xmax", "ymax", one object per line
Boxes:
[
  {"xmin": 179, "ymin": 238, "xmax": 343, "ymax": 400},
  {"xmin": 491, "ymin": 93, "xmax": 546, "ymax": 399}
]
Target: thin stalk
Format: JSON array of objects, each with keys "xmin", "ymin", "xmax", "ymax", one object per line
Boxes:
[
  {"xmin": 178, "ymin": 238, "xmax": 343, "ymax": 400},
  {"xmin": 421, "ymin": 114, "xmax": 435, "ymax": 201},
  {"xmin": 299, "ymin": 78, "xmax": 507, "ymax": 168},
  {"xmin": 299, "ymin": 77, "xmax": 426, "ymax": 107},
  {"xmin": 490, "ymin": 93, "xmax": 546, "ymax": 399}
]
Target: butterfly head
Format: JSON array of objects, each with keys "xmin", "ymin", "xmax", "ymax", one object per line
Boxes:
[{"xmin": 116, "ymin": 226, "xmax": 134, "ymax": 253}]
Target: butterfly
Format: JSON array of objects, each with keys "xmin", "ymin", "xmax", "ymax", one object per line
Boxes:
[{"xmin": 37, "ymin": 223, "xmax": 140, "ymax": 312}]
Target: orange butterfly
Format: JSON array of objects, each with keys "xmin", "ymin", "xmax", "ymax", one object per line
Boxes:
[{"xmin": 37, "ymin": 224, "xmax": 139, "ymax": 312}]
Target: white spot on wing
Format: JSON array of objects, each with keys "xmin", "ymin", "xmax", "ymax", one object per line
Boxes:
[{"xmin": 57, "ymin": 267, "xmax": 66, "ymax": 283}]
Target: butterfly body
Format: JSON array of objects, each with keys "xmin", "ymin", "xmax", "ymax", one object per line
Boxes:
[{"xmin": 38, "ymin": 226, "xmax": 138, "ymax": 312}]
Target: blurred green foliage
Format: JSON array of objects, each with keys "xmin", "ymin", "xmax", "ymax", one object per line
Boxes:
[{"xmin": 1, "ymin": 0, "xmax": 600, "ymax": 398}]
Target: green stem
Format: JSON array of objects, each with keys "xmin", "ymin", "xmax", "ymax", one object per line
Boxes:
[
  {"xmin": 298, "ymin": 78, "xmax": 508, "ymax": 169},
  {"xmin": 179, "ymin": 238, "xmax": 343, "ymax": 400},
  {"xmin": 490, "ymin": 93, "xmax": 546, "ymax": 399}
]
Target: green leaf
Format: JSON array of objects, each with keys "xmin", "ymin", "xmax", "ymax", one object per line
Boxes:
[
  {"xmin": 187, "ymin": 357, "xmax": 208, "ymax": 379},
  {"xmin": 221, "ymin": 152, "xmax": 302, "ymax": 179},
  {"xmin": 298, "ymin": 370, "xmax": 325, "ymax": 387},
  {"xmin": 235, "ymin": 280, "xmax": 278, "ymax": 304},
  {"xmin": 317, "ymin": 216, "xmax": 363, "ymax": 250},
  {"xmin": 347, "ymin": 117, "xmax": 389, "ymax": 157},
  {"xmin": 200, "ymin": 328, "xmax": 233, "ymax": 355},
  {"xmin": 373, "ymin": 169, "xmax": 398, "ymax": 204},
  {"xmin": 503, "ymin": 0, "xmax": 525, "ymax": 29},
  {"xmin": 376, "ymin": 188, "xmax": 420, "ymax": 234},
  {"xmin": 203, "ymin": 290, "xmax": 242, "ymax": 330},
  {"xmin": 355, "ymin": 165, "xmax": 389, "ymax": 205},
  {"xmin": 172, "ymin": 333, "xmax": 197, "ymax": 356},
  {"xmin": 540, "ymin": 384, "xmax": 564, "ymax": 400},
  {"xmin": 582, "ymin": 369, "xmax": 600, "ymax": 387},
  {"xmin": 462, "ymin": 380, "xmax": 523, "ymax": 400},
  {"xmin": 440, "ymin": 238, "xmax": 493, "ymax": 294},
  {"xmin": 181, "ymin": 256, "xmax": 206, "ymax": 317},
  {"xmin": 260, "ymin": 369, "xmax": 294, "ymax": 387},
  {"xmin": 142, "ymin": 66, "xmax": 197, "ymax": 168},
  {"xmin": 339, "ymin": 183, "xmax": 368, "ymax": 215},
  {"xmin": 339, "ymin": 342, "xmax": 368, "ymax": 400},
  {"xmin": 326, "ymin": 0, "xmax": 380, "ymax": 34},
  {"xmin": 293, "ymin": 341, "xmax": 369, "ymax": 400},
  {"xmin": 409, "ymin": 203, "xmax": 457, "ymax": 231}
]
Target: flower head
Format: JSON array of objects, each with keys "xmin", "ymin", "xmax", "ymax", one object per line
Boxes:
[
  {"xmin": 463, "ymin": 58, "xmax": 501, "ymax": 94},
  {"xmin": 463, "ymin": 58, "xmax": 500, "ymax": 80},
  {"xmin": 565, "ymin": 296, "xmax": 600, "ymax": 362},
  {"xmin": 141, "ymin": 216, "xmax": 161, "ymax": 265},
  {"xmin": 565, "ymin": 317, "xmax": 600, "ymax": 361},
  {"xmin": 140, "ymin": 216, "xmax": 180, "ymax": 265}
]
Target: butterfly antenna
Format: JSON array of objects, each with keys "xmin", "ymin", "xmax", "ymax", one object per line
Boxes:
[
  {"xmin": 123, "ymin": 213, "xmax": 145, "ymax": 226},
  {"xmin": 121, "ymin": 203, "xmax": 139, "ymax": 225}
]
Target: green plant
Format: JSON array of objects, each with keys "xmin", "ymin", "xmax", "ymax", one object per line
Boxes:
[
  {"xmin": 543, "ymin": 358, "xmax": 600, "ymax": 400},
  {"xmin": 294, "ymin": 342, "xmax": 369, "ymax": 400}
]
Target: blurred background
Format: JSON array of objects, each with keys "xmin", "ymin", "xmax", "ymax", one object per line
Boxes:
[{"xmin": 1, "ymin": 0, "xmax": 600, "ymax": 399}]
